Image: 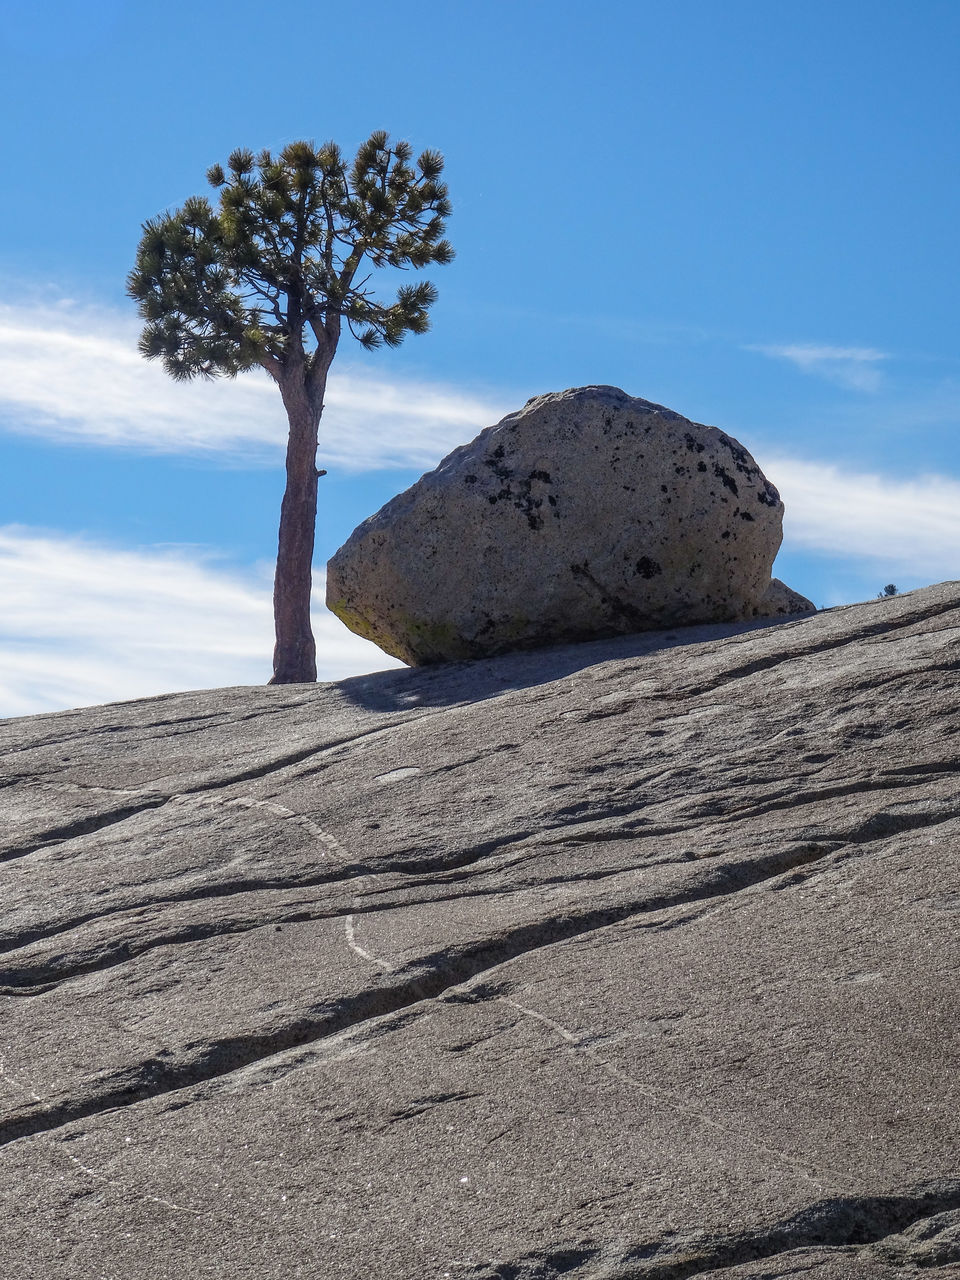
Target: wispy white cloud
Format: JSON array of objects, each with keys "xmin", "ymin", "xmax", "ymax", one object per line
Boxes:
[
  {"xmin": 0, "ymin": 527, "xmax": 400, "ymax": 719},
  {"xmin": 746, "ymin": 342, "xmax": 890, "ymax": 392},
  {"xmin": 0, "ymin": 297, "xmax": 506, "ymax": 470},
  {"xmin": 765, "ymin": 456, "xmax": 960, "ymax": 578}
]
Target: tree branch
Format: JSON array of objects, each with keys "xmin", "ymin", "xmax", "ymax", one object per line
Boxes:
[{"xmin": 257, "ymin": 351, "xmax": 284, "ymax": 383}]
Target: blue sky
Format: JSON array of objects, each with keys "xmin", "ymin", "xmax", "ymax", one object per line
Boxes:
[{"xmin": 2, "ymin": 0, "xmax": 959, "ymax": 716}]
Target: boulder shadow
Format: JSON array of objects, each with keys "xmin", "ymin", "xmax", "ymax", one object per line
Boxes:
[{"xmin": 334, "ymin": 612, "xmax": 818, "ymax": 713}]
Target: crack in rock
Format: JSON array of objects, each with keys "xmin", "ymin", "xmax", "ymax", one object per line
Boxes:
[
  {"xmin": 452, "ymin": 1182, "xmax": 960, "ymax": 1278},
  {"xmin": 0, "ymin": 796, "xmax": 169, "ymax": 862},
  {"xmin": 681, "ymin": 596, "xmax": 960, "ymax": 699},
  {"xmin": 0, "ymin": 839, "xmax": 839, "ymax": 1149}
]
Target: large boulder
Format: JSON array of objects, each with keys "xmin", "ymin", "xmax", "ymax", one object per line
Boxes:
[
  {"xmin": 2, "ymin": 585, "xmax": 960, "ymax": 1279},
  {"xmin": 327, "ymin": 385, "xmax": 788, "ymax": 664}
]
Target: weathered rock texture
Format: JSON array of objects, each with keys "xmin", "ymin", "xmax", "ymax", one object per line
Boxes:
[
  {"xmin": 327, "ymin": 386, "xmax": 790, "ymax": 664},
  {"xmin": 756, "ymin": 576, "xmax": 817, "ymax": 617},
  {"xmin": 2, "ymin": 584, "xmax": 960, "ymax": 1279}
]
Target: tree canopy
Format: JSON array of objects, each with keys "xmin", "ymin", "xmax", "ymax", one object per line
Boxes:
[{"xmin": 128, "ymin": 133, "xmax": 454, "ymax": 390}]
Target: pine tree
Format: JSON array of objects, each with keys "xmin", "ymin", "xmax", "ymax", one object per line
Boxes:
[{"xmin": 128, "ymin": 134, "xmax": 454, "ymax": 683}]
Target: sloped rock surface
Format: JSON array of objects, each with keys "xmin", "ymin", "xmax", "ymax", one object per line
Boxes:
[
  {"xmin": 1, "ymin": 584, "xmax": 959, "ymax": 1279},
  {"xmin": 327, "ymin": 386, "xmax": 787, "ymax": 663}
]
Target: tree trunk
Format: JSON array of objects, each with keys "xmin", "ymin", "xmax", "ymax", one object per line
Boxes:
[{"xmin": 269, "ymin": 367, "xmax": 327, "ymax": 684}]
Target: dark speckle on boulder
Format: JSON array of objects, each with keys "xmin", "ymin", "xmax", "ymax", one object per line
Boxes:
[
  {"xmin": 713, "ymin": 463, "xmax": 739, "ymax": 496},
  {"xmin": 635, "ymin": 556, "xmax": 663, "ymax": 578}
]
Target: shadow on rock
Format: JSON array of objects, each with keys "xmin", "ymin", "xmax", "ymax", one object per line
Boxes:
[{"xmin": 334, "ymin": 612, "xmax": 814, "ymax": 713}]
